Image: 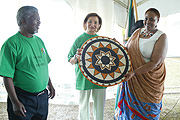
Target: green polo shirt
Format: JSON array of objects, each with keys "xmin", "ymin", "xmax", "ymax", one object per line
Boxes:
[
  {"xmin": 0, "ymin": 32, "xmax": 50, "ymax": 93},
  {"xmin": 68, "ymin": 32, "xmax": 106, "ymax": 90}
]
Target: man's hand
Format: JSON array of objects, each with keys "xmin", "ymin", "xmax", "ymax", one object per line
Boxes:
[
  {"xmin": 12, "ymin": 101, "xmax": 26, "ymax": 117},
  {"xmin": 48, "ymin": 77, "xmax": 55, "ymax": 99},
  {"xmin": 3, "ymin": 77, "xmax": 26, "ymax": 117},
  {"xmin": 48, "ymin": 85, "xmax": 55, "ymax": 99}
]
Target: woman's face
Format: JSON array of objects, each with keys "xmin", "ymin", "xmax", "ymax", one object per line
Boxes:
[
  {"xmin": 85, "ymin": 16, "xmax": 100, "ymax": 35},
  {"xmin": 144, "ymin": 11, "xmax": 159, "ymax": 31}
]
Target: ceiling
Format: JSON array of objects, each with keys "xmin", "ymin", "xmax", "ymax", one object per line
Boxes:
[
  {"xmin": 114, "ymin": 0, "xmax": 180, "ymax": 27},
  {"xmin": 66, "ymin": 0, "xmax": 180, "ymax": 29}
]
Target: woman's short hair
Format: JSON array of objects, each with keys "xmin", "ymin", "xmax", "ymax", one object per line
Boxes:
[
  {"xmin": 83, "ymin": 13, "xmax": 102, "ymax": 32},
  {"xmin": 17, "ymin": 6, "xmax": 38, "ymax": 26},
  {"xmin": 145, "ymin": 8, "xmax": 160, "ymax": 19}
]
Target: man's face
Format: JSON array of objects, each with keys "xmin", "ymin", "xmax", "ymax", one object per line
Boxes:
[{"xmin": 24, "ymin": 11, "xmax": 41, "ymax": 34}]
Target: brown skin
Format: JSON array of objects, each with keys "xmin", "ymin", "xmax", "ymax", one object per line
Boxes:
[
  {"xmin": 69, "ymin": 16, "xmax": 101, "ymax": 65},
  {"xmin": 48, "ymin": 77, "xmax": 55, "ymax": 99},
  {"xmin": 124, "ymin": 11, "xmax": 168, "ymax": 81},
  {"xmin": 3, "ymin": 10, "xmax": 55, "ymax": 117},
  {"xmin": 3, "ymin": 77, "xmax": 26, "ymax": 117},
  {"xmin": 19, "ymin": 11, "xmax": 40, "ymax": 37}
]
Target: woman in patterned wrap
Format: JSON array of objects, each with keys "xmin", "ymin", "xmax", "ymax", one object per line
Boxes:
[{"xmin": 115, "ymin": 8, "xmax": 168, "ymax": 120}]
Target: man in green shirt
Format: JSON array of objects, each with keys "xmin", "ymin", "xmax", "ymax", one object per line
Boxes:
[{"xmin": 0, "ymin": 6, "xmax": 55, "ymax": 120}]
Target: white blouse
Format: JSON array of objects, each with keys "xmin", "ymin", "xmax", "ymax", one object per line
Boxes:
[{"xmin": 139, "ymin": 28, "xmax": 164, "ymax": 62}]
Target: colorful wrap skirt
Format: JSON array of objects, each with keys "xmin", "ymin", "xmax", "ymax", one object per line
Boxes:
[{"xmin": 114, "ymin": 82, "xmax": 162, "ymax": 120}]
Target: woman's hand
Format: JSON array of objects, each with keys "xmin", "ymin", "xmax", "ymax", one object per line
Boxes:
[
  {"xmin": 123, "ymin": 71, "xmax": 136, "ymax": 82},
  {"xmin": 75, "ymin": 48, "xmax": 82, "ymax": 60},
  {"xmin": 70, "ymin": 48, "xmax": 82, "ymax": 65}
]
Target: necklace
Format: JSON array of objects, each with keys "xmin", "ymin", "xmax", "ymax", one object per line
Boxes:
[{"xmin": 141, "ymin": 29, "xmax": 155, "ymax": 37}]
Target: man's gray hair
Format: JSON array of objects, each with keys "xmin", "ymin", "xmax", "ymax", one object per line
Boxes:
[{"xmin": 16, "ymin": 6, "xmax": 38, "ymax": 26}]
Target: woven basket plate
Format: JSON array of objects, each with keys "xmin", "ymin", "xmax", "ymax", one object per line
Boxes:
[{"xmin": 78, "ymin": 36, "xmax": 132, "ymax": 87}]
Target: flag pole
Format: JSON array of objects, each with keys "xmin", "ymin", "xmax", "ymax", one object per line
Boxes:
[{"xmin": 133, "ymin": 0, "xmax": 138, "ymax": 21}]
